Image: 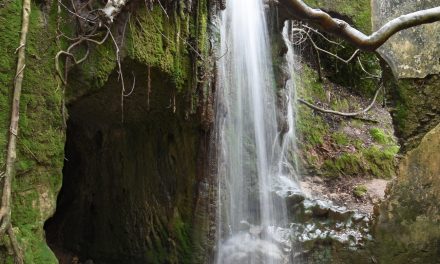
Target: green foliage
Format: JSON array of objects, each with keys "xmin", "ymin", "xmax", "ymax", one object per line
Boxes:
[{"xmin": 353, "ymin": 185, "xmax": 368, "ymax": 198}]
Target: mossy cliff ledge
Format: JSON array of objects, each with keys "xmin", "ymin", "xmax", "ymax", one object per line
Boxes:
[{"xmin": 1, "ymin": 0, "xmax": 214, "ymax": 263}]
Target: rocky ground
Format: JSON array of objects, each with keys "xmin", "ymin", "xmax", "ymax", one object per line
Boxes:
[{"xmin": 300, "ymin": 176, "xmax": 389, "ymax": 215}]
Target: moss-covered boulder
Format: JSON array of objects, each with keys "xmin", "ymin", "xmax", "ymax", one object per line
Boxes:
[{"xmin": 373, "ymin": 124, "xmax": 440, "ymax": 263}]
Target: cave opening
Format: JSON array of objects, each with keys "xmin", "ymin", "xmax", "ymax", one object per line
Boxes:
[{"xmin": 44, "ymin": 61, "xmax": 208, "ymax": 264}]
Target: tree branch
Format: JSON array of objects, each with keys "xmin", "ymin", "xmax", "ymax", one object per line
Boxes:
[
  {"xmin": 0, "ymin": 0, "xmax": 31, "ymax": 238},
  {"xmin": 279, "ymin": 0, "xmax": 440, "ymax": 51},
  {"xmin": 298, "ymin": 84, "xmax": 383, "ymax": 117},
  {"xmin": 7, "ymin": 226, "xmax": 24, "ymax": 264}
]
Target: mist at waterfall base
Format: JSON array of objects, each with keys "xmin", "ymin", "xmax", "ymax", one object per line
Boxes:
[{"xmin": 214, "ymin": 0, "xmax": 301, "ymax": 263}]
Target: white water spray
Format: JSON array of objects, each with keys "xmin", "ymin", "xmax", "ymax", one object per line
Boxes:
[{"xmin": 214, "ymin": 0, "xmax": 300, "ymax": 263}]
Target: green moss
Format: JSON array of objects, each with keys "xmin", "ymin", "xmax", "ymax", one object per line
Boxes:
[
  {"xmin": 323, "ymin": 153, "xmax": 363, "ymax": 176},
  {"xmin": 297, "ymin": 109, "xmax": 328, "ymax": 147},
  {"xmin": 363, "ymin": 146, "xmax": 398, "ymax": 178},
  {"xmin": 321, "ymin": 145, "xmax": 398, "ymax": 178},
  {"xmin": 332, "ymin": 132, "xmax": 349, "ymax": 145},
  {"xmin": 386, "ymin": 75, "xmax": 440, "ymax": 152},
  {"xmin": 67, "ymin": 40, "xmax": 117, "ymax": 101},
  {"xmin": 297, "ymin": 64, "xmax": 326, "ymax": 101},
  {"xmin": 369, "ymin": 128, "xmax": 393, "ymax": 144},
  {"xmin": 353, "ymin": 185, "xmax": 368, "ymax": 198},
  {"xmin": 296, "ymin": 64, "xmax": 329, "ymax": 147},
  {"xmin": 330, "ymin": 98, "xmax": 350, "ymax": 112},
  {"xmin": 170, "ymin": 210, "xmax": 192, "ymax": 263},
  {"xmin": 127, "ymin": 7, "xmax": 192, "ymax": 90},
  {"xmin": 0, "ymin": 2, "xmax": 65, "ymax": 263},
  {"xmin": 303, "ymin": 0, "xmax": 372, "ymax": 33}
]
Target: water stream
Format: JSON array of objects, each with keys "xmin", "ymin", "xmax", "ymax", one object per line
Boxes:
[{"xmin": 214, "ymin": 0, "xmax": 299, "ymax": 263}]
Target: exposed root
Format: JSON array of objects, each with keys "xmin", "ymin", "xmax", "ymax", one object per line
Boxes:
[{"xmin": 55, "ymin": 30, "xmax": 110, "ymax": 85}]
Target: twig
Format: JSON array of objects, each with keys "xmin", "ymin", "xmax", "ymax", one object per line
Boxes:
[
  {"xmin": 292, "ymin": 28, "xmax": 360, "ymax": 63},
  {"xmin": 357, "ymin": 57, "xmax": 380, "ymax": 79},
  {"xmin": 105, "ymin": 25, "xmax": 130, "ymax": 123},
  {"xmin": 302, "ymin": 24, "xmax": 345, "ymax": 48},
  {"xmin": 57, "ymin": 0, "xmax": 97, "ymax": 24},
  {"xmin": 157, "ymin": 0, "xmax": 169, "ymax": 19}
]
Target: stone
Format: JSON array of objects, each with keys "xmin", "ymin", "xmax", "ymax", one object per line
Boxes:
[
  {"xmin": 374, "ymin": 124, "xmax": 440, "ymax": 262},
  {"xmin": 372, "ymin": 0, "xmax": 440, "ymax": 78}
]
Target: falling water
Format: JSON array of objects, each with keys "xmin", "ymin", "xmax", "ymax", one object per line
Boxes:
[{"xmin": 214, "ymin": 0, "xmax": 299, "ymax": 263}]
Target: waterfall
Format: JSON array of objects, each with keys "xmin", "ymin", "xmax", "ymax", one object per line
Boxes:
[{"xmin": 214, "ymin": 0, "xmax": 299, "ymax": 263}]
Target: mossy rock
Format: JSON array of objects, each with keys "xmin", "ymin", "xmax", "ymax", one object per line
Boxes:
[{"xmin": 0, "ymin": 1, "xmax": 66, "ymax": 262}]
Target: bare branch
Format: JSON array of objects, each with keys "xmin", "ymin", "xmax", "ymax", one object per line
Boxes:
[
  {"xmin": 357, "ymin": 57, "xmax": 380, "ymax": 79},
  {"xmin": 302, "ymin": 24, "xmax": 345, "ymax": 48},
  {"xmin": 279, "ymin": 0, "xmax": 440, "ymax": 51},
  {"xmin": 292, "ymin": 28, "xmax": 360, "ymax": 63},
  {"xmin": 298, "ymin": 84, "xmax": 383, "ymax": 117},
  {"xmin": 7, "ymin": 226, "xmax": 24, "ymax": 264},
  {"xmin": 0, "ymin": 0, "xmax": 31, "ymax": 240}
]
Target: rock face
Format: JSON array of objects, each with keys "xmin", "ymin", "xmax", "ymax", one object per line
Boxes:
[
  {"xmin": 371, "ymin": 0, "xmax": 440, "ymax": 151},
  {"xmin": 374, "ymin": 124, "xmax": 440, "ymax": 263},
  {"xmin": 372, "ymin": 0, "xmax": 440, "ymax": 78},
  {"xmin": 385, "ymin": 70, "xmax": 440, "ymax": 152}
]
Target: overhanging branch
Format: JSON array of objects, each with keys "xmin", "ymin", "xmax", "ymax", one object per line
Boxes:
[{"xmin": 279, "ymin": 0, "xmax": 440, "ymax": 51}]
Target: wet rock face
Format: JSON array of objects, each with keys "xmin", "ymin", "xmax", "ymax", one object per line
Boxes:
[
  {"xmin": 271, "ymin": 179, "xmax": 374, "ymax": 264},
  {"xmin": 374, "ymin": 124, "xmax": 440, "ymax": 263},
  {"xmin": 372, "ymin": 0, "xmax": 440, "ymax": 78}
]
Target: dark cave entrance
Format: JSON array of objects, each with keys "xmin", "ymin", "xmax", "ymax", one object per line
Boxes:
[{"xmin": 44, "ymin": 61, "xmax": 209, "ymax": 264}]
